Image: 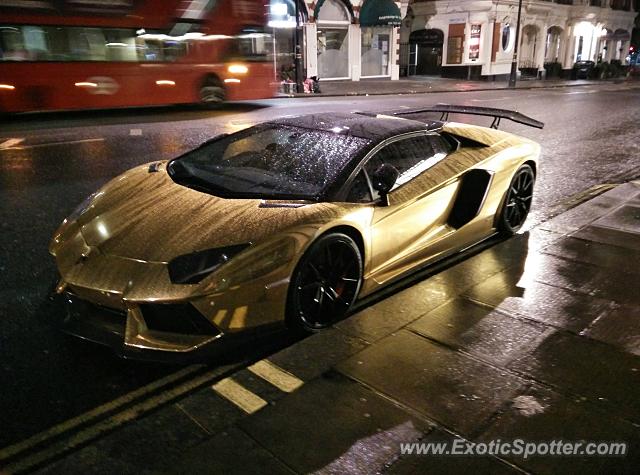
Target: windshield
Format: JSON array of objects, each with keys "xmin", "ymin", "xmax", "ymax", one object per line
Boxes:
[{"xmin": 168, "ymin": 125, "xmax": 370, "ymax": 199}]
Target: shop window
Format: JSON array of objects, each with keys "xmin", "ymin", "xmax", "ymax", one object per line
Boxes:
[
  {"xmin": 316, "ymin": 0, "xmax": 352, "ymax": 79},
  {"xmin": 317, "ymin": 28, "xmax": 349, "ymax": 78},
  {"xmin": 361, "ymin": 26, "xmax": 391, "ymax": 76},
  {"xmin": 501, "ymin": 24, "xmax": 512, "ymax": 52}
]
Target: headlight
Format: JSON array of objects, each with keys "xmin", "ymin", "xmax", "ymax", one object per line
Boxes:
[
  {"xmin": 67, "ymin": 190, "xmax": 100, "ymax": 222},
  {"xmin": 227, "ymin": 64, "xmax": 248, "ymax": 74},
  {"xmin": 168, "ymin": 244, "xmax": 250, "ymax": 284},
  {"xmin": 204, "ymin": 237, "xmax": 296, "ymax": 292}
]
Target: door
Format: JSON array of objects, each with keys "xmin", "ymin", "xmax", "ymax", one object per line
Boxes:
[
  {"xmin": 408, "ymin": 43, "xmax": 418, "ymax": 75},
  {"xmin": 361, "ymin": 133, "xmax": 458, "ymax": 289}
]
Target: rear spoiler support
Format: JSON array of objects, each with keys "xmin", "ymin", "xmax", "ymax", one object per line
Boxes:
[{"xmin": 394, "ymin": 104, "xmax": 544, "ymax": 130}]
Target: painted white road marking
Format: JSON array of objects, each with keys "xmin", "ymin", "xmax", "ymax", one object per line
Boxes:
[
  {"xmin": 564, "ymin": 90, "xmax": 597, "ymax": 95},
  {"xmin": 212, "ymin": 378, "xmax": 268, "ymax": 414},
  {"xmin": 0, "ymin": 138, "xmax": 24, "ymax": 149},
  {"xmin": 470, "ymin": 97, "xmax": 511, "ymax": 102},
  {"xmin": 248, "ymin": 360, "xmax": 303, "ymax": 393},
  {"xmin": 130, "ymin": 129, "xmax": 142, "ymax": 136},
  {"xmin": 0, "ymin": 138, "xmax": 104, "ymax": 150}
]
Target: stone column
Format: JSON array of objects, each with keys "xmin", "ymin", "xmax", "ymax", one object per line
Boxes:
[
  {"xmin": 561, "ymin": 24, "xmax": 575, "ymax": 69},
  {"xmin": 391, "ymin": 26, "xmax": 400, "ymax": 80},
  {"xmin": 305, "ymin": 23, "xmax": 318, "ymax": 78},
  {"xmin": 535, "ymin": 24, "xmax": 547, "ymax": 73},
  {"xmin": 349, "ymin": 23, "xmax": 361, "ymax": 81},
  {"xmin": 604, "ymin": 39, "xmax": 613, "ymax": 62}
]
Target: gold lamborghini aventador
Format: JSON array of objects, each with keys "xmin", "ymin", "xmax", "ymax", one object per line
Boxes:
[{"xmin": 49, "ymin": 105, "xmax": 543, "ymax": 361}]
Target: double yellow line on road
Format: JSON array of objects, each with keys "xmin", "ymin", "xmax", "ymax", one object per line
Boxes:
[{"xmin": 1, "ymin": 359, "xmax": 304, "ymax": 473}]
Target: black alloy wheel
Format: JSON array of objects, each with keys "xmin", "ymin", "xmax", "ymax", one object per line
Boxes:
[
  {"xmin": 498, "ymin": 164, "xmax": 535, "ymax": 235},
  {"xmin": 287, "ymin": 233, "xmax": 363, "ymax": 332}
]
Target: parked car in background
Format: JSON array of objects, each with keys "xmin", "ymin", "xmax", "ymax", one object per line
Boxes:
[{"xmin": 573, "ymin": 60, "xmax": 595, "ymax": 79}]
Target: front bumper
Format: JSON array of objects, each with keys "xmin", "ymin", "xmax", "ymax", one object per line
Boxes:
[{"xmin": 55, "ymin": 290, "xmax": 232, "ymax": 363}]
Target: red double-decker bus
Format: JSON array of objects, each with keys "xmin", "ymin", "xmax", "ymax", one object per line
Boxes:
[{"xmin": 0, "ymin": 0, "xmax": 277, "ymax": 113}]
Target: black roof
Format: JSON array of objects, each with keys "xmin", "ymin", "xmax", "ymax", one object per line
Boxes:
[{"xmin": 269, "ymin": 112, "xmax": 442, "ymax": 141}]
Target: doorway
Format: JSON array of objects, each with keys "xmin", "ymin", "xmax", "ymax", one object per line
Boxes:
[{"xmin": 408, "ymin": 29, "xmax": 443, "ymax": 75}]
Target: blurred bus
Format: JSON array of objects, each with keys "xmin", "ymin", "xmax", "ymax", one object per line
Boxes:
[{"xmin": 0, "ymin": 0, "xmax": 276, "ymax": 113}]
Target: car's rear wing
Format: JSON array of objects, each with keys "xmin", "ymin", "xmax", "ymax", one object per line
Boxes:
[{"xmin": 394, "ymin": 104, "xmax": 545, "ymax": 130}]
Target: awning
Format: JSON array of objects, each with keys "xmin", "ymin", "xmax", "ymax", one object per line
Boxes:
[{"xmin": 359, "ymin": 0, "xmax": 402, "ymax": 27}]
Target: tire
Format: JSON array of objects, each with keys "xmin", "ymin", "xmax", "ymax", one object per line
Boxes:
[
  {"xmin": 287, "ymin": 233, "xmax": 363, "ymax": 333},
  {"xmin": 199, "ymin": 76, "xmax": 225, "ymax": 107},
  {"xmin": 497, "ymin": 164, "xmax": 535, "ymax": 236}
]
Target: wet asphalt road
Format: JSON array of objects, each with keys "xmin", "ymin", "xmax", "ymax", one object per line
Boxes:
[{"xmin": 1, "ymin": 84, "xmax": 639, "ymax": 449}]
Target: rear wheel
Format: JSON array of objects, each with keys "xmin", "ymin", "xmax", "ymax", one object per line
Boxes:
[
  {"xmin": 199, "ymin": 76, "xmax": 225, "ymax": 107},
  {"xmin": 498, "ymin": 164, "xmax": 535, "ymax": 235},
  {"xmin": 287, "ymin": 233, "xmax": 362, "ymax": 333}
]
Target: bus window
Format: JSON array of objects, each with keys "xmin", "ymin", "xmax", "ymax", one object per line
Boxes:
[
  {"xmin": 0, "ymin": 26, "xmax": 28, "ymax": 60},
  {"xmin": 68, "ymin": 27, "xmax": 108, "ymax": 61},
  {"xmin": 162, "ymin": 39, "xmax": 187, "ymax": 61},
  {"xmin": 22, "ymin": 26, "xmax": 47, "ymax": 59},
  {"xmin": 45, "ymin": 27, "xmax": 67, "ymax": 60},
  {"xmin": 0, "ymin": 25, "xmax": 189, "ymax": 62},
  {"xmin": 228, "ymin": 30, "xmax": 273, "ymax": 61},
  {"xmin": 136, "ymin": 36, "xmax": 188, "ymax": 62},
  {"xmin": 103, "ymin": 29, "xmax": 137, "ymax": 61}
]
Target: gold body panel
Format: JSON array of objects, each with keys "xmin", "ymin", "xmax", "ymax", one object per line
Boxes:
[{"xmin": 49, "ymin": 122, "xmax": 540, "ymax": 356}]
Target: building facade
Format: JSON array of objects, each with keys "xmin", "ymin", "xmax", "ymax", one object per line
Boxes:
[
  {"xmin": 399, "ymin": 0, "xmax": 638, "ymax": 79},
  {"xmin": 269, "ymin": 0, "xmax": 403, "ymax": 81}
]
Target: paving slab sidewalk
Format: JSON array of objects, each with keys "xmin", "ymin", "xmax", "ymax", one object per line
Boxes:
[
  {"xmin": 34, "ymin": 181, "xmax": 640, "ymax": 475},
  {"xmin": 283, "ymin": 76, "xmax": 637, "ymax": 98}
]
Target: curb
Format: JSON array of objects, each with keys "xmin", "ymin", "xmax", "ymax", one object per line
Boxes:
[
  {"xmin": 23, "ymin": 181, "xmax": 640, "ymax": 474},
  {"xmin": 167, "ymin": 180, "xmax": 635, "ymax": 416},
  {"xmin": 278, "ymin": 78, "xmax": 634, "ymax": 99}
]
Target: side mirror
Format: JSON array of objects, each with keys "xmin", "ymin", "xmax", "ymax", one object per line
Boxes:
[{"xmin": 371, "ymin": 164, "xmax": 399, "ymax": 206}]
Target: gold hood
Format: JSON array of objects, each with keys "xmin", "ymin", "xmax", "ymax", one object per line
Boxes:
[{"xmin": 67, "ymin": 162, "xmax": 337, "ymax": 263}]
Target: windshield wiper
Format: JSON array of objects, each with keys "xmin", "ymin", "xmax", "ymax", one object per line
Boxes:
[
  {"xmin": 167, "ymin": 160, "xmax": 231, "ymax": 196},
  {"xmin": 167, "ymin": 159, "xmax": 188, "ymax": 179}
]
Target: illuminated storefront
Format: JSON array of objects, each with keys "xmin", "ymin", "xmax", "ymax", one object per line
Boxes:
[
  {"xmin": 399, "ymin": 0, "xmax": 636, "ymax": 80},
  {"xmin": 301, "ymin": 0, "xmax": 402, "ymax": 81},
  {"xmin": 359, "ymin": 0, "xmax": 402, "ymax": 77}
]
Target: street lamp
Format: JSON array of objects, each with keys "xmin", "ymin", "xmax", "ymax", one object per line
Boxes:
[{"xmin": 508, "ymin": 0, "xmax": 523, "ymax": 88}]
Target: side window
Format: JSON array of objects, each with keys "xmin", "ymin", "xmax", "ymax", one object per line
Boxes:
[
  {"xmin": 364, "ymin": 136, "xmax": 433, "ymax": 179},
  {"xmin": 363, "ymin": 134, "xmax": 452, "ymax": 199},
  {"xmin": 345, "ymin": 170, "xmax": 372, "ymax": 203},
  {"xmin": 430, "ymin": 134, "xmax": 452, "ymax": 156}
]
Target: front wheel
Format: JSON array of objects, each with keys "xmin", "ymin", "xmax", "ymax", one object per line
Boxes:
[
  {"xmin": 287, "ymin": 233, "xmax": 363, "ymax": 333},
  {"xmin": 199, "ymin": 77, "xmax": 225, "ymax": 107},
  {"xmin": 498, "ymin": 164, "xmax": 535, "ymax": 235}
]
